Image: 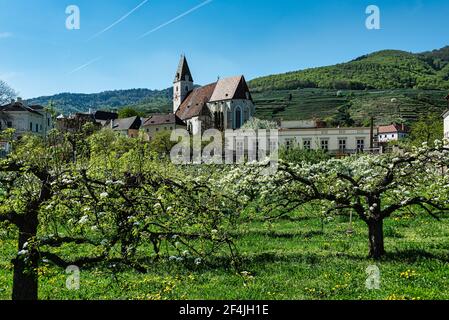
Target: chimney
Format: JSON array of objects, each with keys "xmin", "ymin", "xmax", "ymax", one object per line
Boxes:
[{"xmin": 17, "ymin": 97, "xmax": 22, "ymax": 102}]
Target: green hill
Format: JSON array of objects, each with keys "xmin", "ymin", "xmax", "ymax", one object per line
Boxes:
[
  {"xmin": 27, "ymin": 88, "xmax": 173, "ymax": 115},
  {"xmin": 252, "ymin": 88, "xmax": 448, "ymax": 126},
  {"xmin": 249, "ymin": 47, "xmax": 449, "ymax": 91}
]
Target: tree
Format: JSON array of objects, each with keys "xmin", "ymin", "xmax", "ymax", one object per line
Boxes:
[
  {"xmin": 118, "ymin": 107, "xmax": 143, "ymax": 119},
  {"xmin": 149, "ymin": 130, "xmax": 177, "ymax": 155},
  {"xmin": 225, "ymin": 141, "xmax": 449, "ymax": 259},
  {"xmin": 0, "ymin": 80, "xmax": 16, "ymax": 106},
  {"xmin": 0, "ymin": 80, "xmax": 16, "ymax": 127},
  {"xmin": 0, "ymin": 130, "xmax": 239, "ymax": 300},
  {"xmin": 407, "ymin": 114, "xmax": 444, "ymax": 147}
]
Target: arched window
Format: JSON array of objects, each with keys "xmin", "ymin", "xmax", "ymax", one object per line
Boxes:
[
  {"xmin": 243, "ymin": 107, "xmax": 249, "ymax": 123},
  {"xmin": 235, "ymin": 107, "xmax": 242, "ymax": 129}
]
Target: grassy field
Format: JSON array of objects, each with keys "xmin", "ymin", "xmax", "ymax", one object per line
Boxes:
[{"xmin": 1, "ymin": 210, "xmax": 448, "ymax": 300}]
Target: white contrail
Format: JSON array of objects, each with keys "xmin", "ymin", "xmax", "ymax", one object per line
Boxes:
[
  {"xmin": 138, "ymin": 0, "xmax": 213, "ymax": 39},
  {"xmin": 90, "ymin": 0, "xmax": 150, "ymax": 40},
  {"xmin": 68, "ymin": 57, "xmax": 103, "ymax": 75}
]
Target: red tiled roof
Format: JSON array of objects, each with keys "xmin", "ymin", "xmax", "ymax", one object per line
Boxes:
[
  {"xmin": 378, "ymin": 124, "xmax": 408, "ymax": 134},
  {"xmin": 176, "ymin": 82, "xmax": 217, "ymax": 121}
]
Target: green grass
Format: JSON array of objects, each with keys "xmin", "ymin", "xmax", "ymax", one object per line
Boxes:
[{"xmin": 1, "ymin": 212, "xmax": 449, "ymax": 300}]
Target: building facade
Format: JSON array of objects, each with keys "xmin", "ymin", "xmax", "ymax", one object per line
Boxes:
[
  {"xmin": 278, "ymin": 121, "xmax": 376, "ymax": 154},
  {"xmin": 377, "ymin": 124, "xmax": 409, "ymax": 143},
  {"xmin": 173, "ymin": 55, "xmax": 255, "ymax": 135},
  {"xmin": 443, "ymin": 110, "xmax": 449, "ymax": 144},
  {"xmin": 0, "ymin": 99, "xmax": 54, "ymax": 138},
  {"xmin": 142, "ymin": 114, "xmax": 186, "ymax": 141}
]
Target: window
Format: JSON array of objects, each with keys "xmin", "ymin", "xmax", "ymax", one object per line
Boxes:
[
  {"xmin": 338, "ymin": 139, "xmax": 347, "ymax": 152},
  {"xmin": 30, "ymin": 122, "xmax": 33, "ymax": 131},
  {"xmin": 285, "ymin": 139, "xmax": 294, "ymax": 150},
  {"xmin": 36, "ymin": 124, "xmax": 39, "ymax": 132},
  {"xmin": 357, "ymin": 139, "xmax": 365, "ymax": 152},
  {"xmin": 235, "ymin": 107, "xmax": 242, "ymax": 129},
  {"xmin": 156, "ymin": 128, "xmax": 159, "ymax": 132},
  {"xmin": 7, "ymin": 121, "xmax": 12, "ymax": 128},
  {"xmin": 303, "ymin": 139, "xmax": 311, "ymax": 150},
  {"xmin": 48, "ymin": 118, "xmax": 50, "ymax": 126},
  {"xmin": 320, "ymin": 139, "xmax": 329, "ymax": 151}
]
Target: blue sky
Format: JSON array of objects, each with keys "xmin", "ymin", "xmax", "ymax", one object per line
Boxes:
[{"xmin": 0, "ymin": 0, "xmax": 448, "ymax": 98}]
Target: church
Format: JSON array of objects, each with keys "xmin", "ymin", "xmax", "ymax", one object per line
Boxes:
[{"xmin": 173, "ymin": 55, "xmax": 255, "ymax": 134}]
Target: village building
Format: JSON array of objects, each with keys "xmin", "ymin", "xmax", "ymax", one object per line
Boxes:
[
  {"xmin": 56, "ymin": 109, "xmax": 118, "ymax": 133},
  {"xmin": 173, "ymin": 55, "xmax": 255, "ymax": 135},
  {"xmin": 142, "ymin": 114, "xmax": 186, "ymax": 141},
  {"xmin": 377, "ymin": 123, "xmax": 409, "ymax": 143},
  {"xmin": 0, "ymin": 98, "xmax": 54, "ymax": 139},
  {"xmin": 443, "ymin": 94, "xmax": 449, "ymax": 145},
  {"xmin": 108, "ymin": 116, "xmax": 142, "ymax": 138},
  {"xmin": 278, "ymin": 120, "xmax": 377, "ymax": 154}
]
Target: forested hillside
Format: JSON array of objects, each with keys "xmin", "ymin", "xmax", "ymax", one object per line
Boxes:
[
  {"xmin": 27, "ymin": 88, "xmax": 172, "ymax": 115},
  {"xmin": 249, "ymin": 47, "xmax": 449, "ymax": 91}
]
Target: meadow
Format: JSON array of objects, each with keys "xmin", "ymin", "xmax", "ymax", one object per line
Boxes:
[{"xmin": 1, "ymin": 211, "xmax": 448, "ymax": 300}]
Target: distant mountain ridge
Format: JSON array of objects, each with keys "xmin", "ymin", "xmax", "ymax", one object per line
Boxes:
[
  {"xmin": 26, "ymin": 46, "xmax": 449, "ymax": 118},
  {"xmin": 27, "ymin": 88, "xmax": 173, "ymax": 115}
]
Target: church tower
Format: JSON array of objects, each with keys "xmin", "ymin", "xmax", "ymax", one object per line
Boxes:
[{"xmin": 173, "ymin": 55, "xmax": 194, "ymax": 113}]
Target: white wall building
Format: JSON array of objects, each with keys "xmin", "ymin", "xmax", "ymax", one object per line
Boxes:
[
  {"xmin": 173, "ymin": 55, "xmax": 255, "ymax": 135},
  {"xmin": 443, "ymin": 109, "xmax": 449, "ymax": 144},
  {"xmin": 278, "ymin": 122, "xmax": 376, "ymax": 154},
  {"xmin": 0, "ymin": 99, "xmax": 54, "ymax": 139},
  {"xmin": 377, "ymin": 124, "xmax": 408, "ymax": 143}
]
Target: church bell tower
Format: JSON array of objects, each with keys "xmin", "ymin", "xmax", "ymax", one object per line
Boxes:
[{"xmin": 173, "ymin": 55, "xmax": 194, "ymax": 114}]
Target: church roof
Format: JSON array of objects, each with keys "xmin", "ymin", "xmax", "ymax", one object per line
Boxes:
[
  {"xmin": 176, "ymin": 82, "xmax": 216, "ymax": 121},
  {"xmin": 209, "ymin": 75, "xmax": 252, "ymax": 102},
  {"xmin": 174, "ymin": 55, "xmax": 193, "ymax": 83}
]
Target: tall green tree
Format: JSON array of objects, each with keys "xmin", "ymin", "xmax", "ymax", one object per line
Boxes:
[{"xmin": 408, "ymin": 114, "xmax": 444, "ymax": 147}]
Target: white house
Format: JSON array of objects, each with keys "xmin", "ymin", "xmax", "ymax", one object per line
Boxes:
[
  {"xmin": 443, "ymin": 109, "xmax": 449, "ymax": 144},
  {"xmin": 173, "ymin": 55, "xmax": 255, "ymax": 135},
  {"xmin": 278, "ymin": 121, "xmax": 376, "ymax": 154},
  {"xmin": 0, "ymin": 99, "xmax": 54, "ymax": 139},
  {"xmin": 377, "ymin": 124, "xmax": 408, "ymax": 143}
]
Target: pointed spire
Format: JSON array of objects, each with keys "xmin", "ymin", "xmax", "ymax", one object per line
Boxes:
[{"xmin": 174, "ymin": 55, "xmax": 193, "ymax": 83}]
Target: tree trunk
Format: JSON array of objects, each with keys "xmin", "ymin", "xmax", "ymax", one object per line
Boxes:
[
  {"xmin": 12, "ymin": 222, "xmax": 39, "ymax": 300},
  {"xmin": 368, "ymin": 219, "xmax": 385, "ymax": 259}
]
